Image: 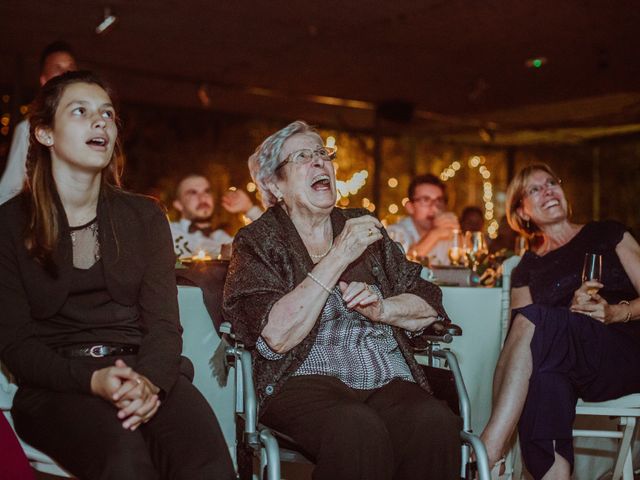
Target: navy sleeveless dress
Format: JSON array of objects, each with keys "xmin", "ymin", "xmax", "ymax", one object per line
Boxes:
[{"xmin": 511, "ymin": 221, "xmax": 640, "ymax": 479}]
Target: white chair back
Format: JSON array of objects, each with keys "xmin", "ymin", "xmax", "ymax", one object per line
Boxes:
[{"xmin": 499, "ymin": 256, "xmax": 521, "ymax": 346}]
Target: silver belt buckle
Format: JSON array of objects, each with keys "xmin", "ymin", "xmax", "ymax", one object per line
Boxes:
[{"xmin": 89, "ymin": 345, "xmax": 106, "ymax": 358}]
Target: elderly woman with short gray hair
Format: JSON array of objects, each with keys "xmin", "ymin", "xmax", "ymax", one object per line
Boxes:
[{"xmin": 223, "ymin": 120, "xmax": 460, "ymax": 480}]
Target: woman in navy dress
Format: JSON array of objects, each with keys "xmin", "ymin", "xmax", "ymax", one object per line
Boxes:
[{"xmin": 479, "ymin": 164, "xmax": 640, "ymax": 479}]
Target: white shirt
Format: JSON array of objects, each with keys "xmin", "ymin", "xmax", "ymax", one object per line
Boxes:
[
  {"xmin": 0, "ymin": 119, "xmax": 29, "ymax": 205},
  {"xmin": 387, "ymin": 216, "xmax": 451, "ymax": 266},
  {"xmin": 170, "ymin": 218, "xmax": 233, "ymax": 258}
]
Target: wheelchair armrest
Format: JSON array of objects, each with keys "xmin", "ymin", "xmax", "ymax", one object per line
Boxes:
[{"xmin": 422, "ymin": 321, "xmax": 462, "ymax": 344}]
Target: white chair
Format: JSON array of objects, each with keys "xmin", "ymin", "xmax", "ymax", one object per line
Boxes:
[
  {"xmin": 0, "ymin": 364, "xmax": 73, "ymax": 478},
  {"xmin": 498, "ymin": 255, "xmax": 524, "ymax": 480},
  {"xmin": 574, "ymin": 395, "xmax": 640, "ymax": 480}
]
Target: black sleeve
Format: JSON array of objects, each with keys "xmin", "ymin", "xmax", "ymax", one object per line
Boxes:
[
  {"xmin": 598, "ymin": 220, "xmax": 631, "ymax": 250},
  {"xmin": 133, "ymin": 204, "xmax": 183, "ymax": 395},
  {"xmin": 511, "ymin": 253, "xmax": 533, "ymax": 289},
  {"xmin": 0, "ymin": 210, "xmax": 94, "ymax": 393}
]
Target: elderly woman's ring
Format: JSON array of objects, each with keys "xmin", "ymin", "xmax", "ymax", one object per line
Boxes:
[{"xmin": 367, "ymin": 228, "xmax": 374, "ymax": 237}]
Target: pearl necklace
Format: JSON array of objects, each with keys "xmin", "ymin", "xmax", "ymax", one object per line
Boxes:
[{"xmin": 309, "ymin": 237, "xmax": 334, "ymax": 259}]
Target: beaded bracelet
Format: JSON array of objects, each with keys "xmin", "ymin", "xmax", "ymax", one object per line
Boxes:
[
  {"xmin": 619, "ymin": 300, "xmax": 632, "ymax": 323},
  {"xmin": 307, "ymin": 272, "xmax": 332, "ymax": 294}
]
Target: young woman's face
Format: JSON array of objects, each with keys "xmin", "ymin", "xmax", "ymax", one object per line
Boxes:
[{"xmin": 39, "ymin": 82, "xmax": 117, "ymax": 175}]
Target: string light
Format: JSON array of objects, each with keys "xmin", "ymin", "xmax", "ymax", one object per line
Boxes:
[
  {"xmin": 246, "ymin": 182, "xmax": 256, "ymax": 193},
  {"xmin": 440, "ymin": 155, "xmax": 499, "ymax": 239},
  {"xmin": 336, "ymin": 170, "xmax": 368, "ymax": 201},
  {"xmin": 388, "ymin": 177, "xmax": 398, "ymax": 188}
]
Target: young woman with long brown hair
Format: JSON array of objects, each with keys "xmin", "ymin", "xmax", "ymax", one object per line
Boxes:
[{"xmin": 0, "ymin": 71, "xmax": 234, "ymax": 479}]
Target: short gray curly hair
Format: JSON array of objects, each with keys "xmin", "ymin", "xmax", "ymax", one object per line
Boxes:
[{"xmin": 248, "ymin": 120, "xmax": 320, "ymax": 208}]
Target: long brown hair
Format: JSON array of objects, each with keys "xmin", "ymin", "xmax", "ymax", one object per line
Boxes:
[{"xmin": 26, "ymin": 70, "xmax": 125, "ymax": 266}]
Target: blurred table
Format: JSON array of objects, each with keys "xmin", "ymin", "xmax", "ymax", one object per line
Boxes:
[
  {"xmin": 178, "ymin": 285, "xmax": 236, "ymax": 463},
  {"xmin": 416, "ymin": 286, "xmax": 503, "ymax": 435}
]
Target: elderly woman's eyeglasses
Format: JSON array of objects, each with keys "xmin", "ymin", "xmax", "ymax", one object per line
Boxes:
[
  {"xmin": 524, "ymin": 178, "xmax": 562, "ymax": 199},
  {"xmin": 275, "ymin": 147, "xmax": 337, "ymax": 171}
]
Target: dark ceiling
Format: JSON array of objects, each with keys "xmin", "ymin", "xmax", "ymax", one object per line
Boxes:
[{"xmin": 2, "ymin": 0, "xmax": 640, "ymax": 140}]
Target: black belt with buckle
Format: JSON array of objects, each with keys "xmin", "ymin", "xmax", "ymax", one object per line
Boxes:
[{"xmin": 57, "ymin": 344, "xmax": 139, "ymax": 358}]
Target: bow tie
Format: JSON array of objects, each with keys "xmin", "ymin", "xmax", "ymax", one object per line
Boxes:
[{"xmin": 188, "ymin": 223, "xmax": 214, "ymax": 237}]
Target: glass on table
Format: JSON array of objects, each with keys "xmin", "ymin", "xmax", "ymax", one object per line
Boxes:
[
  {"xmin": 465, "ymin": 231, "xmax": 489, "ymax": 271},
  {"xmin": 448, "ymin": 229, "xmax": 465, "ymax": 266},
  {"xmin": 582, "ymin": 253, "xmax": 602, "ymax": 296}
]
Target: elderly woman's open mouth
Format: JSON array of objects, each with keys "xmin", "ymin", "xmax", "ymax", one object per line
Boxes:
[{"xmin": 311, "ymin": 173, "xmax": 332, "ymax": 191}]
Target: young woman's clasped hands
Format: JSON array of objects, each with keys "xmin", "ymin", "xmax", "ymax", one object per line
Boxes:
[{"xmin": 91, "ymin": 360, "xmax": 161, "ymax": 430}]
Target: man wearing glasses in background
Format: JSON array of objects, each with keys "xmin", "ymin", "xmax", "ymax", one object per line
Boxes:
[{"xmin": 388, "ymin": 174, "xmax": 459, "ymax": 265}]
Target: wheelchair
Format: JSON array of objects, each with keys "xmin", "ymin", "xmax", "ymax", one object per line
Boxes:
[{"xmin": 221, "ymin": 321, "xmax": 491, "ymax": 480}]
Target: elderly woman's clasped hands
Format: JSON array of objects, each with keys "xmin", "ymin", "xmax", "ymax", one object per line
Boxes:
[{"xmin": 340, "ymin": 280, "xmax": 384, "ymax": 320}]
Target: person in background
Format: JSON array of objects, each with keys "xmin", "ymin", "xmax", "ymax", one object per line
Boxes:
[
  {"xmin": 387, "ymin": 173, "xmax": 459, "ymax": 265},
  {"xmin": 460, "ymin": 205, "xmax": 484, "ymax": 232},
  {"xmin": 170, "ymin": 173, "xmax": 261, "ymax": 257},
  {"xmin": 479, "ymin": 164, "xmax": 640, "ymax": 479},
  {"xmin": 0, "ymin": 71, "xmax": 234, "ymax": 479},
  {"xmin": 0, "ymin": 41, "xmax": 77, "ymax": 205}
]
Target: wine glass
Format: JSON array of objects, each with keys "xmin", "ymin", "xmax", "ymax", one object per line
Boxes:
[
  {"xmin": 465, "ymin": 231, "xmax": 489, "ymax": 271},
  {"xmin": 448, "ymin": 229, "xmax": 465, "ymax": 266},
  {"xmin": 582, "ymin": 253, "xmax": 602, "ymax": 296}
]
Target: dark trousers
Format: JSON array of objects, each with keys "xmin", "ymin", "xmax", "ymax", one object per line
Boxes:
[
  {"xmin": 12, "ymin": 373, "xmax": 235, "ymax": 480},
  {"xmin": 261, "ymin": 375, "xmax": 461, "ymax": 480}
]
